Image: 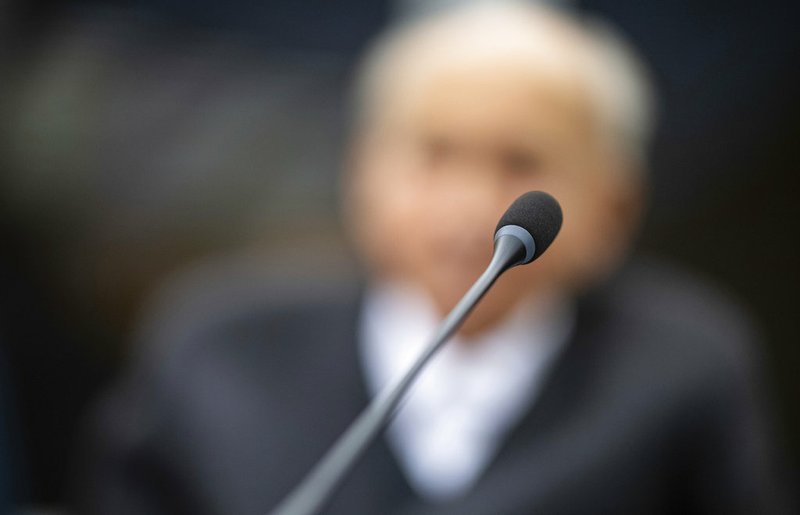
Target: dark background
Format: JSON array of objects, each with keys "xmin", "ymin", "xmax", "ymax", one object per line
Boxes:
[{"xmin": 0, "ymin": 0, "xmax": 797, "ymax": 509}]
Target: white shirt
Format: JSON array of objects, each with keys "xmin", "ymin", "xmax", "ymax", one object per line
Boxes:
[{"xmin": 359, "ymin": 281, "xmax": 573, "ymax": 501}]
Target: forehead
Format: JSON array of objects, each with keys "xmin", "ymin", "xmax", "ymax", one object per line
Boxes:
[{"xmin": 375, "ymin": 55, "xmax": 596, "ymax": 152}]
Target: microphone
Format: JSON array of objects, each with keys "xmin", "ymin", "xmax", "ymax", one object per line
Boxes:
[
  {"xmin": 270, "ymin": 191, "xmax": 562, "ymax": 515},
  {"xmin": 495, "ymin": 190, "xmax": 562, "ymax": 264}
]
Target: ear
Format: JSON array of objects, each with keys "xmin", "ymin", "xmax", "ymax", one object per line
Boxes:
[
  {"xmin": 339, "ymin": 131, "xmax": 382, "ymax": 206},
  {"xmin": 338, "ymin": 139, "xmax": 368, "ymax": 249},
  {"xmin": 339, "ymin": 135, "xmax": 390, "ymax": 275},
  {"xmin": 599, "ymin": 164, "xmax": 647, "ymax": 269}
]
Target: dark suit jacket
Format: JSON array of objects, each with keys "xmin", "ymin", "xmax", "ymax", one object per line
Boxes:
[{"xmin": 76, "ymin": 259, "xmax": 788, "ymax": 514}]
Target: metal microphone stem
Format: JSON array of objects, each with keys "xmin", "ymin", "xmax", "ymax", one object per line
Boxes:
[{"xmin": 269, "ymin": 233, "xmax": 527, "ymax": 515}]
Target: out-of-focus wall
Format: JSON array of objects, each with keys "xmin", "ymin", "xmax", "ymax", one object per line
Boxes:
[{"xmin": 3, "ymin": 8, "xmax": 361, "ymax": 341}]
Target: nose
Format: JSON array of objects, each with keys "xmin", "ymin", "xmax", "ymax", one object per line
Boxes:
[
  {"xmin": 435, "ymin": 158, "xmax": 507, "ymax": 242},
  {"xmin": 451, "ymin": 153, "xmax": 507, "ymax": 213}
]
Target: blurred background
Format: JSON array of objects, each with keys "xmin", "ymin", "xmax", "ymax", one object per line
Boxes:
[{"xmin": 0, "ymin": 0, "xmax": 797, "ymax": 512}]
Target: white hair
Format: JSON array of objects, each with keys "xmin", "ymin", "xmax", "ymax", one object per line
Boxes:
[{"xmin": 351, "ymin": 1, "xmax": 657, "ymax": 173}]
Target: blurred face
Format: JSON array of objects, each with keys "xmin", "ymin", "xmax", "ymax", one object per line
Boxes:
[{"xmin": 348, "ymin": 59, "xmax": 639, "ymax": 336}]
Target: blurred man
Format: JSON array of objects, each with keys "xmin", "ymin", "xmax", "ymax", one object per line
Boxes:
[{"xmin": 78, "ymin": 3, "xmax": 787, "ymax": 514}]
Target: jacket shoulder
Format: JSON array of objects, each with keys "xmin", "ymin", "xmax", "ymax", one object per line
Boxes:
[
  {"xmin": 587, "ymin": 257, "xmax": 764, "ymax": 398},
  {"xmin": 127, "ymin": 260, "xmax": 362, "ymax": 386}
]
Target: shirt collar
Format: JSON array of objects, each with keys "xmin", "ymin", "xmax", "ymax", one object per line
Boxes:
[{"xmin": 358, "ymin": 280, "xmax": 574, "ymax": 500}]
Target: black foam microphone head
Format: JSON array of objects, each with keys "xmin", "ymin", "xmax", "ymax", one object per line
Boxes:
[{"xmin": 495, "ymin": 191, "xmax": 563, "ymax": 262}]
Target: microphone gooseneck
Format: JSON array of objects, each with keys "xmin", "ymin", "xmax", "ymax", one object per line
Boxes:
[{"xmin": 269, "ymin": 191, "xmax": 562, "ymax": 515}]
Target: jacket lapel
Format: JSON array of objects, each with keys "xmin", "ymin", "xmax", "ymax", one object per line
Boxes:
[{"xmin": 387, "ymin": 298, "xmax": 604, "ymax": 515}]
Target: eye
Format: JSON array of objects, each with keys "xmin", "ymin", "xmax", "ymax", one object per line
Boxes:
[
  {"xmin": 421, "ymin": 137, "xmax": 456, "ymax": 169},
  {"xmin": 501, "ymin": 148, "xmax": 541, "ymax": 178}
]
